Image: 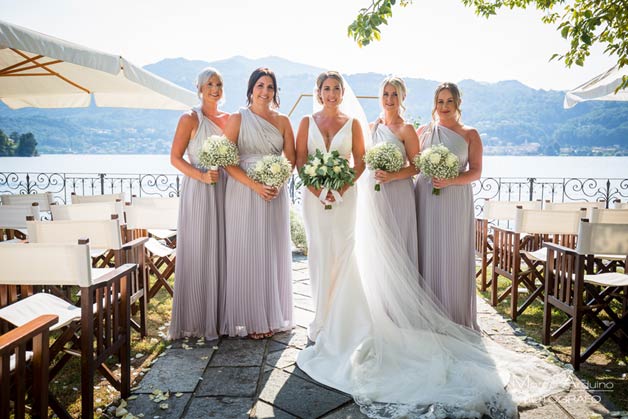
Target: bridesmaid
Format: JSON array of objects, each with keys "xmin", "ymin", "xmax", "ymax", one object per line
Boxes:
[
  {"xmin": 221, "ymin": 67, "xmax": 296, "ymax": 339},
  {"xmin": 369, "ymin": 76, "xmax": 419, "ymax": 267},
  {"xmin": 169, "ymin": 67, "xmax": 229, "ymax": 340},
  {"xmin": 415, "ymin": 82, "xmax": 483, "ymax": 331}
]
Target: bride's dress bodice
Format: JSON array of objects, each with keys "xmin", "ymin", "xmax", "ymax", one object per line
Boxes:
[{"xmin": 307, "ymin": 116, "xmax": 353, "ymax": 159}]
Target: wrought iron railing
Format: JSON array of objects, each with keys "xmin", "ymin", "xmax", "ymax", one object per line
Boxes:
[{"xmin": 1, "ymin": 172, "xmax": 626, "ymax": 215}]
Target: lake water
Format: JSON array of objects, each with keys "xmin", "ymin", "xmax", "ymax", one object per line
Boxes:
[{"xmin": 0, "ymin": 154, "xmax": 626, "ymax": 179}]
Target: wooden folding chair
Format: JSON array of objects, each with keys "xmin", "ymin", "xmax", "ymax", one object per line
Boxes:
[
  {"xmin": 70, "ymin": 192, "xmax": 125, "ymax": 204},
  {"xmin": 475, "ymin": 199, "xmax": 542, "ymax": 291},
  {"xmin": 0, "ymin": 192, "xmax": 55, "ymax": 214},
  {"xmin": 0, "ymin": 240, "xmax": 137, "ymax": 419},
  {"xmin": 0, "ymin": 203, "xmax": 40, "ymax": 242},
  {"xmin": 0, "ymin": 314, "xmax": 58, "ymax": 419},
  {"xmin": 491, "ymin": 207, "xmax": 583, "ymax": 320},
  {"xmin": 543, "ymin": 220, "xmax": 628, "ymax": 370},
  {"xmin": 124, "ymin": 198, "xmax": 178, "ymax": 301},
  {"xmin": 26, "ymin": 217, "xmax": 149, "ymax": 337},
  {"xmin": 588, "ymin": 208, "xmax": 628, "ymax": 273}
]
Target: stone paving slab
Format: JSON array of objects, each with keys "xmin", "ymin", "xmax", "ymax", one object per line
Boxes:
[
  {"xmin": 124, "ymin": 392, "xmax": 192, "ymax": 418},
  {"xmin": 184, "ymin": 396, "xmax": 253, "ymax": 418},
  {"xmin": 136, "ymin": 347, "xmax": 213, "ymax": 393},
  {"xmin": 258, "ymin": 368, "xmax": 351, "ymax": 418},
  {"xmin": 268, "ymin": 339, "xmax": 288, "ymax": 353},
  {"xmin": 210, "ymin": 338, "xmax": 266, "ymax": 367},
  {"xmin": 519, "ymin": 401, "xmax": 570, "ymax": 418},
  {"xmin": 320, "ymin": 403, "xmax": 369, "ymax": 419},
  {"xmin": 197, "ymin": 367, "xmax": 260, "ymax": 397},
  {"xmin": 265, "ymin": 346, "xmax": 300, "ymax": 370},
  {"xmin": 272, "ymin": 327, "xmax": 309, "ymax": 349}
]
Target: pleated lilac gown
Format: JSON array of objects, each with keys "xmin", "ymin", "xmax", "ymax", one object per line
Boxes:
[
  {"xmin": 371, "ymin": 123, "xmax": 418, "ymax": 267},
  {"xmin": 221, "ymin": 108, "xmax": 293, "ymax": 337},
  {"xmin": 169, "ymin": 107, "xmax": 226, "ymax": 340},
  {"xmin": 415, "ymin": 124, "xmax": 480, "ymax": 331}
]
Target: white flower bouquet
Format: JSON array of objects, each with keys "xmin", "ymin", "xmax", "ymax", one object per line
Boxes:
[
  {"xmin": 198, "ymin": 135, "xmax": 240, "ymax": 185},
  {"xmin": 246, "ymin": 155, "xmax": 293, "ymax": 189},
  {"xmin": 297, "ymin": 149, "xmax": 356, "ymax": 210},
  {"xmin": 413, "ymin": 144, "xmax": 459, "ymax": 195},
  {"xmin": 363, "ymin": 142, "xmax": 404, "ymax": 191}
]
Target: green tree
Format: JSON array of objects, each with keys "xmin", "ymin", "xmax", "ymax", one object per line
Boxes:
[
  {"xmin": 15, "ymin": 132, "xmax": 38, "ymax": 157},
  {"xmin": 348, "ymin": 0, "xmax": 628, "ymax": 90},
  {"xmin": 0, "ymin": 129, "xmax": 14, "ymax": 156}
]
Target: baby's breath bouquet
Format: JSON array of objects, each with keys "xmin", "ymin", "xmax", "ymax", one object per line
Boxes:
[
  {"xmin": 363, "ymin": 142, "xmax": 405, "ymax": 191},
  {"xmin": 297, "ymin": 149, "xmax": 355, "ymax": 210},
  {"xmin": 413, "ymin": 144, "xmax": 459, "ymax": 196},
  {"xmin": 198, "ymin": 135, "xmax": 240, "ymax": 185},
  {"xmin": 247, "ymin": 155, "xmax": 293, "ymax": 189}
]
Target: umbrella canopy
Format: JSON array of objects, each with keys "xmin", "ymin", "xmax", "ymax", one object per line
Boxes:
[
  {"xmin": 0, "ymin": 20, "xmax": 198, "ymax": 110},
  {"xmin": 564, "ymin": 64, "xmax": 628, "ymax": 109}
]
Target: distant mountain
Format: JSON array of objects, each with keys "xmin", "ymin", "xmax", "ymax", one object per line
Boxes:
[{"xmin": 1, "ymin": 55, "xmax": 627, "ymax": 156}]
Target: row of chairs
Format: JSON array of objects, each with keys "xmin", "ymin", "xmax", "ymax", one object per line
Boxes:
[
  {"xmin": 476, "ymin": 200, "xmax": 628, "ymax": 369},
  {"xmin": 0, "ymin": 193, "xmax": 178, "ymax": 418}
]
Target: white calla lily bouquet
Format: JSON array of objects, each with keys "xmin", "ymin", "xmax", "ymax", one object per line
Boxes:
[
  {"xmin": 247, "ymin": 155, "xmax": 293, "ymax": 189},
  {"xmin": 413, "ymin": 144, "xmax": 459, "ymax": 195},
  {"xmin": 297, "ymin": 149, "xmax": 356, "ymax": 210},
  {"xmin": 363, "ymin": 142, "xmax": 404, "ymax": 191},
  {"xmin": 198, "ymin": 135, "xmax": 240, "ymax": 185}
]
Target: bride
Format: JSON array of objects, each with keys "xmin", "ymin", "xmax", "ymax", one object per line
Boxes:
[{"xmin": 296, "ymin": 73, "xmax": 570, "ymax": 419}]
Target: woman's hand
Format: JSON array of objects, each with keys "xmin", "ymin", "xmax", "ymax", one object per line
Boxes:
[
  {"xmin": 253, "ymin": 182, "xmax": 279, "ymax": 201},
  {"xmin": 199, "ymin": 169, "xmax": 219, "ymax": 184},
  {"xmin": 432, "ymin": 177, "xmax": 456, "ymax": 189},
  {"xmin": 374, "ymin": 169, "xmax": 397, "ymax": 185}
]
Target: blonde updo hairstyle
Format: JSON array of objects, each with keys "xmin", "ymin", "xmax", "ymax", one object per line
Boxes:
[
  {"xmin": 431, "ymin": 82, "xmax": 462, "ymax": 122},
  {"xmin": 315, "ymin": 71, "xmax": 345, "ymax": 105},
  {"xmin": 379, "ymin": 76, "xmax": 407, "ymax": 116},
  {"xmin": 196, "ymin": 67, "xmax": 224, "ymax": 100}
]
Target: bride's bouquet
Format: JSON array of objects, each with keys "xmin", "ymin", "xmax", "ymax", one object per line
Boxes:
[
  {"xmin": 413, "ymin": 144, "xmax": 459, "ymax": 195},
  {"xmin": 297, "ymin": 149, "xmax": 356, "ymax": 210},
  {"xmin": 198, "ymin": 135, "xmax": 240, "ymax": 185},
  {"xmin": 246, "ymin": 155, "xmax": 293, "ymax": 189},
  {"xmin": 363, "ymin": 142, "xmax": 404, "ymax": 191}
]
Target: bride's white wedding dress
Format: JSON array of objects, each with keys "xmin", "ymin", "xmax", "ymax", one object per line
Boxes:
[{"xmin": 296, "ymin": 88, "xmax": 570, "ymax": 419}]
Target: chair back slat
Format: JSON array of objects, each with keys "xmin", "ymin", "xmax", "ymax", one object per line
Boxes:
[
  {"xmin": 543, "ymin": 201, "xmax": 604, "ymax": 211},
  {"xmin": 27, "ymin": 219, "xmax": 123, "ymax": 250},
  {"xmin": 589, "ymin": 208, "xmax": 628, "ymax": 224},
  {"xmin": 51, "ymin": 201, "xmax": 123, "ymax": 222},
  {"xmin": 0, "ymin": 242, "xmax": 93, "ymax": 287},
  {"xmin": 611, "ymin": 200, "xmax": 628, "ymax": 209},
  {"xmin": 482, "ymin": 200, "xmax": 542, "ymax": 220},
  {"xmin": 0, "ymin": 204, "xmax": 40, "ymax": 229},
  {"xmin": 125, "ymin": 201, "xmax": 178, "ymax": 230},
  {"xmin": 575, "ymin": 221, "xmax": 628, "ymax": 256},
  {"xmin": 515, "ymin": 208, "xmax": 585, "ymax": 235},
  {"xmin": 0, "ymin": 193, "xmax": 54, "ymax": 212},
  {"xmin": 71, "ymin": 193, "xmax": 125, "ymax": 204}
]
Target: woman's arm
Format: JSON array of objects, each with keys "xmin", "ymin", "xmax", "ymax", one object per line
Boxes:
[
  {"xmin": 295, "ymin": 116, "xmax": 323, "ymax": 198},
  {"xmin": 170, "ymin": 112, "xmax": 218, "ymax": 184},
  {"xmin": 280, "ymin": 115, "xmax": 296, "ymax": 170},
  {"xmin": 223, "ymin": 113, "xmax": 277, "ymax": 201}
]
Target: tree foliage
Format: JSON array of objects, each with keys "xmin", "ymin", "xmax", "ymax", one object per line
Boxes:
[
  {"xmin": 0, "ymin": 129, "xmax": 39, "ymax": 156},
  {"xmin": 348, "ymin": 0, "xmax": 628, "ymax": 90}
]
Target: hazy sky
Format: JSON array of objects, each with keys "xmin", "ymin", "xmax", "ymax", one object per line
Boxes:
[{"xmin": 1, "ymin": 0, "xmax": 618, "ymax": 91}]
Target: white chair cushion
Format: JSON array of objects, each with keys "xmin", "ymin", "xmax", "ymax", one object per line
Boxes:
[
  {"xmin": 145, "ymin": 237, "xmax": 175, "ymax": 258},
  {"xmin": 584, "ymin": 272, "xmax": 628, "ymax": 287},
  {"xmin": 147, "ymin": 229, "xmax": 177, "ymax": 240},
  {"xmin": 523, "ymin": 248, "xmax": 548, "ymax": 262},
  {"xmin": 0, "ymin": 293, "xmax": 81, "ymax": 330}
]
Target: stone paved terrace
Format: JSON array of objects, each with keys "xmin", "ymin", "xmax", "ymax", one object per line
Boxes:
[{"xmin": 114, "ymin": 255, "xmax": 619, "ymax": 419}]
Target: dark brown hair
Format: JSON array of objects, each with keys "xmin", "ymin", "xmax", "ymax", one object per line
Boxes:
[
  {"xmin": 315, "ymin": 71, "xmax": 344, "ymax": 105},
  {"xmin": 246, "ymin": 67, "xmax": 280, "ymax": 109}
]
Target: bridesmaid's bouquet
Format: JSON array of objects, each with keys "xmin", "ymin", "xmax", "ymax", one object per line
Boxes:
[
  {"xmin": 198, "ymin": 135, "xmax": 240, "ymax": 185},
  {"xmin": 247, "ymin": 155, "xmax": 293, "ymax": 189},
  {"xmin": 363, "ymin": 142, "xmax": 404, "ymax": 191},
  {"xmin": 297, "ymin": 149, "xmax": 356, "ymax": 210},
  {"xmin": 413, "ymin": 144, "xmax": 459, "ymax": 196}
]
